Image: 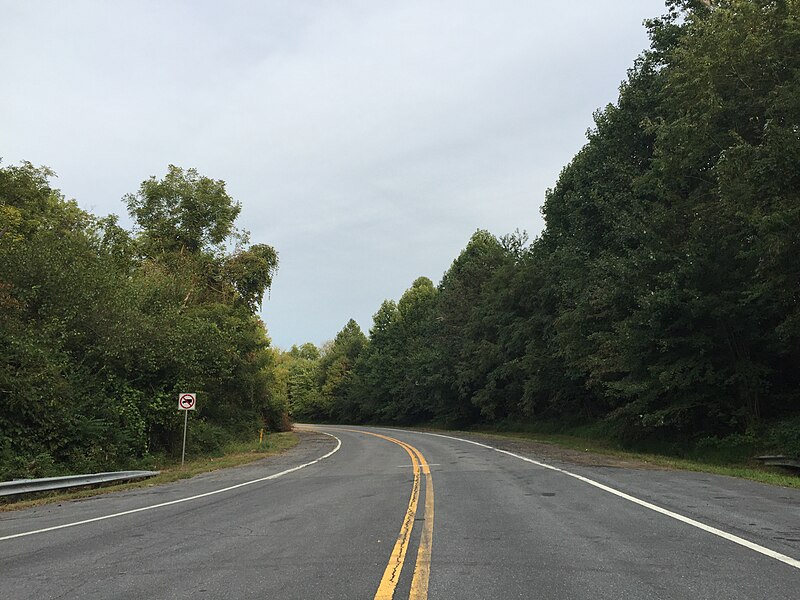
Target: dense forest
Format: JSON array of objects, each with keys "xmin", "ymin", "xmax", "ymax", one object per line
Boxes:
[
  {"xmin": 0, "ymin": 164, "xmax": 286, "ymax": 478},
  {"xmin": 289, "ymin": 0, "xmax": 800, "ymax": 458},
  {"xmin": 3, "ymin": 0, "xmax": 799, "ymax": 478}
]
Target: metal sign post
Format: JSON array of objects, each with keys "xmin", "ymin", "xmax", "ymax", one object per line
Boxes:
[
  {"xmin": 178, "ymin": 393, "xmax": 197, "ymax": 467},
  {"xmin": 181, "ymin": 410, "xmax": 189, "ymax": 467}
]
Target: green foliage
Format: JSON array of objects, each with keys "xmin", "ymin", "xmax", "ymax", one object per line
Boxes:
[
  {"xmin": 316, "ymin": 320, "xmax": 368, "ymax": 422},
  {"xmin": 0, "ymin": 162, "xmax": 285, "ymax": 477},
  {"xmin": 305, "ymin": 0, "xmax": 800, "ymax": 457},
  {"xmin": 124, "ymin": 165, "xmax": 241, "ymax": 254},
  {"xmin": 5, "ymin": 1, "xmax": 799, "ymax": 472},
  {"xmin": 225, "ymin": 244, "xmax": 279, "ymax": 311},
  {"xmin": 762, "ymin": 416, "xmax": 800, "ymax": 458}
]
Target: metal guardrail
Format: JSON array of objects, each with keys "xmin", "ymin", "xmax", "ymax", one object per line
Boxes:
[
  {"xmin": 0, "ymin": 470, "xmax": 160, "ymax": 498},
  {"xmin": 755, "ymin": 455, "xmax": 800, "ymax": 470}
]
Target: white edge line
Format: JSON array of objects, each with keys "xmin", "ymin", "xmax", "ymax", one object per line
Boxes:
[
  {"xmin": 380, "ymin": 427, "xmax": 800, "ymax": 571},
  {"xmin": 1, "ymin": 431, "xmax": 342, "ymax": 542}
]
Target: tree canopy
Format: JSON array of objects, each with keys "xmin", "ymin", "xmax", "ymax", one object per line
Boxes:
[
  {"xmin": 4, "ymin": 1, "xmax": 800, "ymax": 474},
  {"xmin": 298, "ymin": 0, "xmax": 800, "ymax": 458},
  {"xmin": 0, "ymin": 164, "xmax": 285, "ymax": 478}
]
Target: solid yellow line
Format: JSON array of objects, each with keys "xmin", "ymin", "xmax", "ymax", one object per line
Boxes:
[
  {"xmin": 336, "ymin": 429, "xmax": 433, "ymax": 600},
  {"xmin": 372, "ymin": 437, "xmax": 434, "ymax": 600},
  {"xmin": 377, "ymin": 448, "xmax": 419, "ymax": 600},
  {"xmin": 409, "ymin": 443, "xmax": 434, "ymax": 600},
  {"xmin": 336, "ymin": 429, "xmax": 434, "ymax": 600},
  {"xmin": 342, "ymin": 430, "xmax": 420, "ymax": 600}
]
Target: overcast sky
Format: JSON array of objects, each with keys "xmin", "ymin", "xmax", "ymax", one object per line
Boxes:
[{"xmin": 2, "ymin": 0, "xmax": 667, "ymax": 348}]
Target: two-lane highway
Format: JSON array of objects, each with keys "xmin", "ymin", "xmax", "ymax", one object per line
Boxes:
[{"xmin": 1, "ymin": 426, "xmax": 798, "ymax": 599}]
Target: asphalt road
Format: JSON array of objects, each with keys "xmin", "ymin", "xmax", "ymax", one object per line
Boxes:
[{"xmin": 1, "ymin": 426, "xmax": 798, "ymax": 599}]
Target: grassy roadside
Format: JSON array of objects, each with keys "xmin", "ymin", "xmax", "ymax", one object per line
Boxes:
[
  {"xmin": 462, "ymin": 428, "xmax": 800, "ymax": 489},
  {"xmin": 0, "ymin": 431, "xmax": 299, "ymax": 512}
]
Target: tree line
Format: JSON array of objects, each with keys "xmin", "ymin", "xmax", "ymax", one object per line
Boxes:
[
  {"xmin": 3, "ymin": 1, "xmax": 798, "ymax": 477},
  {"xmin": 0, "ymin": 164, "xmax": 286, "ymax": 478},
  {"xmin": 289, "ymin": 0, "xmax": 800, "ymax": 457}
]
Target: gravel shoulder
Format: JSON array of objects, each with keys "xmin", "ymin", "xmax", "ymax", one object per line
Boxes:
[{"xmin": 422, "ymin": 428, "xmax": 664, "ymax": 469}]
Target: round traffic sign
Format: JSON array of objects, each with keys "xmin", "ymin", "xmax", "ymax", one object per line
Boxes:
[{"xmin": 179, "ymin": 393, "xmax": 196, "ymax": 410}]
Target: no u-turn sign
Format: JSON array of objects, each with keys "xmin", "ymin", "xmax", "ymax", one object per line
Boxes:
[{"xmin": 178, "ymin": 393, "xmax": 196, "ymax": 410}]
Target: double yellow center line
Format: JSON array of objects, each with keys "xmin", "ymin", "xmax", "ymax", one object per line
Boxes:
[{"xmin": 341, "ymin": 429, "xmax": 435, "ymax": 600}]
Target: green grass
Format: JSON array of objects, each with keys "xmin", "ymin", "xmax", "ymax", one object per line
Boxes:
[
  {"xmin": 467, "ymin": 427, "xmax": 800, "ymax": 489},
  {"xmin": 0, "ymin": 432, "xmax": 299, "ymax": 512}
]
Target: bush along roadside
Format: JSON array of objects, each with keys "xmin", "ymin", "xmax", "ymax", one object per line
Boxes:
[
  {"xmin": 0, "ymin": 431, "xmax": 299, "ymax": 511},
  {"xmin": 463, "ymin": 420, "xmax": 800, "ymax": 489},
  {"xmin": 1, "ymin": 163, "xmax": 287, "ymax": 480}
]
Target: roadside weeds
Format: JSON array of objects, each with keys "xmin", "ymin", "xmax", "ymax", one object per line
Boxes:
[
  {"xmin": 0, "ymin": 432, "xmax": 299, "ymax": 512},
  {"xmin": 411, "ymin": 427, "xmax": 800, "ymax": 489}
]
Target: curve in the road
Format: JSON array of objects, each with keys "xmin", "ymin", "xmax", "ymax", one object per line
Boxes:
[
  {"xmin": 399, "ymin": 428, "xmax": 800, "ymax": 571},
  {"xmin": 0, "ymin": 430, "xmax": 342, "ymax": 543},
  {"xmin": 334, "ymin": 428, "xmax": 435, "ymax": 600}
]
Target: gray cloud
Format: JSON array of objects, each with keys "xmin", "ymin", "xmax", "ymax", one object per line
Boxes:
[{"xmin": 2, "ymin": 0, "xmax": 667, "ymax": 347}]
